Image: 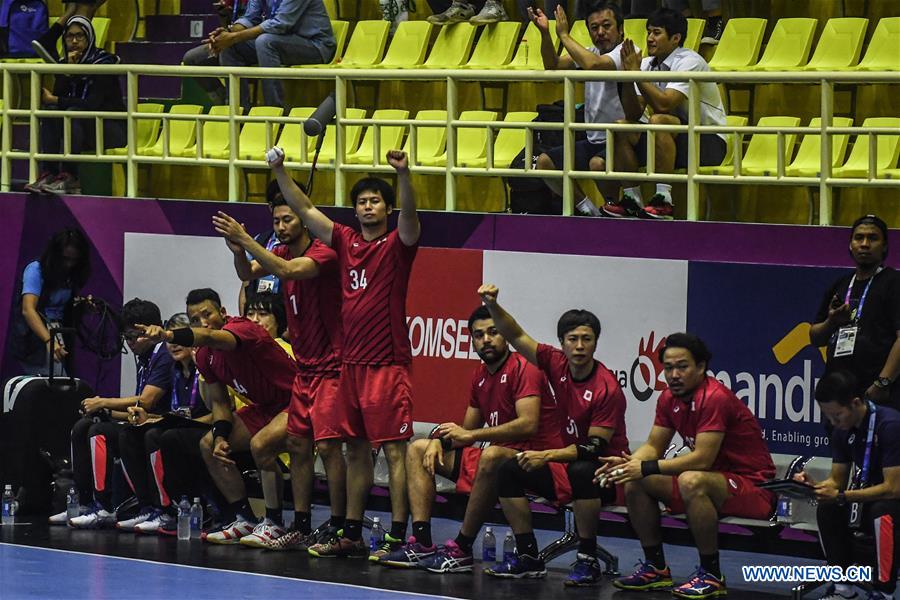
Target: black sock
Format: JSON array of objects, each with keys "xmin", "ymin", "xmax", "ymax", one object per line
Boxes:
[
  {"xmin": 329, "ymin": 515, "xmax": 345, "ymax": 530},
  {"xmin": 344, "ymin": 519, "xmax": 363, "ymax": 541},
  {"xmin": 700, "ymin": 552, "xmax": 721, "ymax": 579},
  {"xmin": 390, "ymin": 520, "xmax": 407, "ymax": 540},
  {"xmin": 515, "ymin": 532, "xmax": 539, "ymax": 558},
  {"xmin": 412, "ymin": 521, "xmax": 433, "ymax": 547},
  {"xmin": 643, "ymin": 544, "xmax": 666, "ymax": 570},
  {"xmin": 265, "ymin": 507, "xmax": 283, "ymax": 525},
  {"xmin": 577, "ymin": 537, "xmax": 597, "ymax": 556},
  {"xmin": 294, "ymin": 511, "xmax": 311, "ymax": 534},
  {"xmin": 229, "ymin": 499, "xmax": 254, "ymax": 522},
  {"xmin": 454, "ymin": 532, "xmax": 476, "ymax": 553}
]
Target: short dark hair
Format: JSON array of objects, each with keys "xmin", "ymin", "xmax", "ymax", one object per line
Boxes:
[
  {"xmin": 164, "ymin": 312, "xmax": 190, "ymax": 330},
  {"xmin": 244, "ymin": 291, "xmax": 286, "ymax": 336},
  {"xmin": 350, "ymin": 177, "xmax": 395, "ymax": 208},
  {"xmin": 658, "ymin": 332, "xmax": 711, "ymax": 366},
  {"xmin": 584, "ymin": 1, "xmax": 624, "ymax": 32},
  {"xmin": 39, "ymin": 227, "xmax": 92, "ymax": 292},
  {"xmin": 814, "ymin": 370, "xmax": 859, "ymax": 407},
  {"xmin": 265, "ymin": 179, "xmax": 306, "ymax": 210},
  {"xmin": 647, "ymin": 7, "xmax": 687, "ymax": 46},
  {"xmin": 186, "ymin": 288, "xmax": 221, "ymax": 308},
  {"xmin": 468, "ymin": 305, "xmax": 492, "ymax": 333},
  {"xmin": 556, "ymin": 309, "xmax": 601, "ymax": 340},
  {"xmin": 120, "ymin": 298, "xmax": 162, "ymax": 328},
  {"xmin": 851, "ymin": 213, "xmax": 889, "ymax": 255}
]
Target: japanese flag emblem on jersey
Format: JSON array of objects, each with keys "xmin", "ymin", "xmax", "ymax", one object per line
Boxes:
[
  {"xmin": 500, "ymin": 374, "xmax": 507, "ymax": 384},
  {"xmin": 583, "ymin": 390, "xmax": 593, "ymax": 402}
]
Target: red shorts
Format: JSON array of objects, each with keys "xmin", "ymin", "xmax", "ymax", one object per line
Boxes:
[
  {"xmin": 287, "ymin": 373, "xmax": 343, "ymax": 441},
  {"xmin": 454, "ymin": 446, "xmax": 519, "ymax": 494},
  {"xmin": 235, "ymin": 402, "xmax": 286, "ymax": 437},
  {"xmin": 337, "ymin": 363, "xmax": 413, "ymax": 444},
  {"xmin": 668, "ymin": 472, "xmax": 776, "ymax": 519}
]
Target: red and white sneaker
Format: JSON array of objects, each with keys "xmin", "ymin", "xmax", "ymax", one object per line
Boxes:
[
  {"xmin": 640, "ymin": 195, "xmax": 674, "ymax": 220},
  {"xmin": 601, "ymin": 194, "xmax": 642, "ymax": 218},
  {"xmin": 203, "ymin": 517, "xmax": 256, "ymax": 544},
  {"xmin": 239, "ymin": 518, "xmax": 287, "ymax": 548}
]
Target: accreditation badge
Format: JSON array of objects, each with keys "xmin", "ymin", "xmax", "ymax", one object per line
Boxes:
[
  {"xmin": 256, "ymin": 278, "xmax": 275, "ymax": 293},
  {"xmin": 834, "ymin": 326, "xmax": 858, "ymax": 357}
]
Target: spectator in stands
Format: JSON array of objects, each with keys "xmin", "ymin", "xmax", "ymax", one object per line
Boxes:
[
  {"xmin": 426, "ymin": 1, "xmax": 486, "ymax": 25},
  {"xmin": 31, "ymin": 0, "xmax": 108, "ymax": 63},
  {"xmin": 796, "ymin": 370, "xmax": 900, "ymax": 600},
  {"xmin": 61, "ymin": 299, "xmax": 172, "ymax": 528},
  {"xmin": 530, "ymin": 3, "xmax": 632, "ymax": 217},
  {"xmin": 477, "ymin": 284, "xmax": 629, "ymax": 586},
  {"xmin": 604, "ymin": 8, "xmax": 726, "ymax": 220},
  {"xmin": 10, "ymin": 228, "xmax": 90, "ymax": 377},
  {"xmin": 206, "ymin": 0, "xmax": 337, "ymax": 108},
  {"xmin": 24, "ymin": 16, "xmax": 124, "ymax": 196},
  {"xmin": 237, "ymin": 180, "xmax": 285, "ymax": 315},
  {"xmin": 627, "ymin": 0, "xmax": 723, "ymax": 44},
  {"xmin": 429, "ymin": 1, "xmax": 587, "ymax": 25},
  {"xmin": 182, "ymin": 1, "xmax": 249, "ymax": 105},
  {"xmin": 213, "ymin": 196, "xmax": 347, "ymax": 551},
  {"xmin": 598, "ymin": 333, "xmax": 775, "ymax": 599},
  {"xmin": 269, "ymin": 149, "xmax": 420, "ymax": 559},
  {"xmin": 135, "ymin": 288, "xmax": 297, "ymax": 546},
  {"xmin": 377, "ymin": 305, "xmax": 561, "ymax": 571},
  {"xmin": 810, "ymin": 215, "xmax": 900, "ymax": 412},
  {"xmin": 114, "ymin": 312, "xmax": 213, "ymax": 534}
]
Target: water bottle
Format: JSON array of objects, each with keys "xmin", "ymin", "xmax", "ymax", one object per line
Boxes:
[
  {"xmin": 2, "ymin": 485, "xmax": 17, "ymax": 525},
  {"xmin": 482, "ymin": 526, "xmax": 497, "ymax": 563},
  {"xmin": 189, "ymin": 497, "xmax": 203, "ymax": 539},
  {"xmin": 776, "ymin": 497, "xmax": 792, "ymax": 522},
  {"xmin": 369, "ymin": 516, "xmax": 385, "ymax": 551},
  {"xmin": 177, "ymin": 496, "xmax": 191, "ymax": 540},
  {"xmin": 503, "ymin": 530, "xmax": 516, "ymax": 563},
  {"xmin": 66, "ymin": 487, "xmax": 80, "ymax": 520},
  {"xmin": 522, "ymin": 38, "xmax": 529, "ymax": 65}
]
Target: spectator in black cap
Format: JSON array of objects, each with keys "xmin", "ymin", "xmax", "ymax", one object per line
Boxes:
[{"xmin": 811, "ymin": 215, "xmax": 900, "ymax": 410}]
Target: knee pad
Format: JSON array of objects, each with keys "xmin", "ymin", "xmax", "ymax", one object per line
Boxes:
[
  {"xmin": 496, "ymin": 457, "xmax": 527, "ymax": 499},
  {"xmin": 568, "ymin": 460, "xmax": 601, "ymax": 500}
]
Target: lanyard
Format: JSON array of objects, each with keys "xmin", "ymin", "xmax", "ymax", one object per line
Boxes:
[
  {"xmin": 232, "ymin": 1, "xmax": 241, "ymax": 23},
  {"xmin": 171, "ymin": 366, "xmax": 200, "ymax": 413},
  {"xmin": 136, "ymin": 342, "xmax": 164, "ymax": 395},
  {"xmin": 265, "ymin": 232, "xmax": 278, "ymax": 252},
  {"xmin": 858, "ymin": 400, "xmax": 878, "ymax": 488},
  {"xmin": 844, "ymin": 267, "xmax": 882, "ymax": 322},
  {"xmin": 265, "ymin": 0, "xmax": 284, "ymax": 19}
]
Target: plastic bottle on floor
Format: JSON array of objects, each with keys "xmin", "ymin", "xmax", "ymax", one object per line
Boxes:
[
  {"xmin": 503, "ymin": 530, "xmax": 515, "ymax": 563},
  {"xmin": 189, "ymin": 497, "xmax": 203, "ymax": 539},
  {"xmin": 177, "ymin": 496, "xmax": 191, "ymax": 540},
  {"xmin": 66, "ymin": 487, "xmax": 80, "ymax": 520},
  {"xmin": 482, "ymin": 526, "xmax": 497, "ymax": 562},
  {"xmin": 2, "ymin": 485, "xmax": 17, "ymax": 525},
  {"xmin": 369, "ymin": 516, "xmax": 385, "ymax": 551}
]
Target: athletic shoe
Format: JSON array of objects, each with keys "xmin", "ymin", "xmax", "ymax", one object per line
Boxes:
[
  {"xmin": 484, "ymin": 553, "xmax": 547, "ymax": 579},
  {"xmin": 640, "ymin": 194, "xmax": 674, "ymax": 220},
  {"xmin": 427, "ymin": 1, "xmax": 475, "ymax": 25},
  {"xmin": 818, "ymin": 584, "xmax": 859, "ymax": 600},
  {"xmin": 155, "ymin": 513, "xmax": 178, "ymax": 536},
  {"xmin": 576, "ymin": 198, "xmax": 602, "ymax": 217},
  {"xmin": 308, "ymin": 536, "xmax": 369, "ymax": 558},
  {"xmin": 31, "ymin": 40, "xmax": 59, "ymax": 64},
  {"xmin": 49, "ymin": 506, "xmax": 88, "ymax": 525},
  {"xmin": 671, "ymin": 567, "xmax": 727, "ymax": 599},
  {"xmin": 68, "ymin": 503, "xmax": 116, "ymax": 529},
  {"xmin": 601, "ymin": 194, "xmax": 642, "ymax": 218},
  {"xmin": 613, "ymin": 560, "xmax": 673, "ymax": 591},
  {"xmin": 470, "ymin": 0, "xmax": 507, "ymax": 24},
  {"xmin": 203, "ymin": 517, "xmax": 256, "ymax": 544},
  {"xmin": 239, "ymin": 518, "xmax": 287, "ymax": 548},
  {"xmin": 377, "ymin": 536, "xmax": 437, "ymax": 568},
  {"xmin": 116, "ymin": 506, "xmax": 158, "ymax": 531},
  {"xmin": 700, "ymin": 17, "xmax": 724, "ymax": 46},
  {"xmin": 262, "ymin": 529, "xmax": 317, "ymax": 551},
  {"xmin": 564, "ymin": 553, "xmax": 604, "ymax": 587},
  {"xmin": 419, "ymin": 540, "xmax": 474, "ymax": 574},
  {"xmin": 40, "ymin": 173, "xmax": 81, "ymax": 195},
  {"xmin": 24, "ymin": 171, "xmax": 55, "ymax": 193},
  {"xmin": 369, "ymin": 532, "xmax": 404, "ymax": 562},
  {"xmin": 865, "ymin": 590, "xmax": 891, "ymax": 600}
]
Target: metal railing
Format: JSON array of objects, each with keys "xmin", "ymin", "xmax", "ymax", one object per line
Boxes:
[{"xmin": 1, "ymin": 62, "xmax": 898, "ymax": 225}]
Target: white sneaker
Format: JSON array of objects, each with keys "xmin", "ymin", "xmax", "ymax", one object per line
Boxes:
[
  {"xmin": 116, "ymin": 506, "xmax": 158, "ymax": 531},
  {"xmin": 204, "ymin": 517, "xmax": 257, "ymax": 544},
  {"xmin": 134, "ymin": 510, "xmax": 167, "ymax": 534},
  {"xmin": 427, "ymin": 1, "xmax": 475, "ymax": 25},
  {"xmin": 49, "ymin": 506, "xmax": 88, "ymax": 525},
  {"xmin": 68, "ymin": 504, "xmax": 116, "ymax": 529},
  {"xmin": 240, "ymin": 518, "xmax": 287, "ymax": 548},
  {"xmin": 470, "ymin": 0, "xmax": 508, "ymax": 24}
]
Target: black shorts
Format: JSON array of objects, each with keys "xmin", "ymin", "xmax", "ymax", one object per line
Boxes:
[
  {"xmin": 634, "ymin": 131, "xmax": 726, "ymax": 169},
  {"xmin": 545, "ymin": 139, "xmax": 608, "ymax": 173}
]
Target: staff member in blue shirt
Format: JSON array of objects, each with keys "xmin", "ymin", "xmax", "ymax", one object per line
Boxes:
[{"xmin": 206, "ymin": 0, "xmax": 337, "ymax": 107}]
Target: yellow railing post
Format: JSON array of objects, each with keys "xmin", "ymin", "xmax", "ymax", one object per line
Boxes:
[
  {"xmin": 28, "ymin": 71, "xmax": 39, "ymax": 185},
  {"xmin": 562, "ymin": 76, "xmax": 575, "ymax": 216},
  {"xmin": 445, "ymin": 75, "xmax": 458, "ymax": 212},
  {"xmin": 227, "ymin": 73, "xmax": 240, "ymax": 202},
  {"xmin": 1, "ymin": 71, "xmax": 12, "ymax": 192},
  {"xmin": 334, "ymin": 75, "xmax": 347, "ymax": 207},
  {"xmin": 818, "ymin": 79, "xmax": 833, "ymax": 226},
  {"xmin": 686, "ymin": 80, "xmax": 700, "ymax": 221},
  {"xmin": 126, "ymin": 71, "xmax": 138, "ymax": 198}
]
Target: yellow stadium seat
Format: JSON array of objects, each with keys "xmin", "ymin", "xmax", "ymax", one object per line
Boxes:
[
  {"xmin": 421, "ymin": 22, "xmax": 478, "ymax": 69},
  {"xmin": 698, "ymin": 115, "xmax": 748, "ymax": 174},
  {"xmin": 708, "ymin": 18, "xmax": 766, "ymax": 71},
  {"xmin": 376, "ymin": 20, "xmax": 433, "ymax": 68},
  {"xmin": 404, "ymin": 110, "xmax": 448, "ymax": 165},
  {"xmin": 346, "ymin": 109, "xmax": 410, "ymax": 165},
  {"xmin": 547, "ymin": 20, "xmax": 561, "ymax": 52},
  {"xmin": 460, "ymin": 111, "xmax": 538, "ymax": 168},
  {"xmin": 146, "ymin": 104, "xmax": 204, "ymax": 157},
  {"xmin": 560, "ymin": 19, "xmax": 593, "ymax": 58},
  {"xmin": 747, "ymin": 18, "xmax": 817, "ymax": 71},
  {"xmin": 833, "ymin": 117, "xmax": 900, "ymax": 178},
  {"xmin": 465, "ymin": 21, "xmax": 521, "ymax": 68},
  {"xmin": 278, "ymin": 107, "xmax": 315, "ymax": 163},
  {"xmin": 684, "ymin": 18, "xmax": 704, "ymax": 51},
  {"xmin": 885, "ymin": 169, "xmax": 900, "ymax": 179},
  {"xmin": 107, "ymin": 103, "xmax": 164, "ymax": 155},
  {"xmin": 179, "ymin": 105, "xmax": 232, "ymax": 158},
  {"xmin": 231, "ymin": 106, "xmax": 284, "ymax": 160},
  {"xmin": 306, "ymin": 20, "xmax": 389, "ymax": 69},
  {"xmin": 624, "ymin": 18, "xmax": 646, "ymax": 46},
  {"xmin": 418, "ymin": 110, "xmax": 498, "ymax": 167},
  {"xmin": 785, "ymin": 117, "xmax": 854, "ymax": 177},
  {"xmin": 704, "ymin": 116, "xmax": 800, "ymax": 176},
  {"xmin": 295, "ymin": 20, "xmax": 349, "ymax": 68},
  {"xmin": 796, "ymin": 18, "xmax": 868, "ymax": 70},
  {"xmin": 856, "ymin": 17, "xmax": 900, "ymax": 71},
  {"xmin": 92, "ymin": 17, "xmax": 110, "ymax": 49},
  {"xmin": 316, "ymin": 108, "xmax": 367, "ymax": 164}
]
